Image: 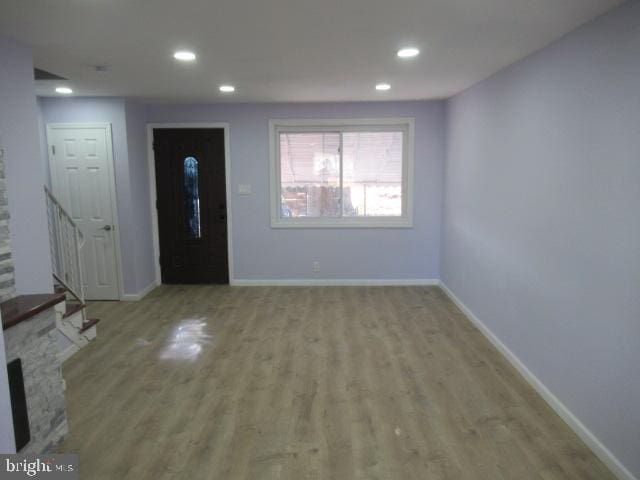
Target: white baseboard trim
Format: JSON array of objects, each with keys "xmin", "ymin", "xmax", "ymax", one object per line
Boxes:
[
  {"xmin": 230, "ymin": 278, "xmax": 439, "ymax": 287},
  {"xmin": 57, "ymin": 344, "xmax": 80, "ymax": 364},
  {"xmin": 120, "ymin": 281, "xmax": 159, "ymax": 301},
  {"xmin": 439, "ymin": 282, "xmax": 636, "ymax": 480}
]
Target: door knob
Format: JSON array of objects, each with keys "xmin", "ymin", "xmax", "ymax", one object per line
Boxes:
[{"xmin": 101, "ymin": 225, "xmax": 112, "ymax": 231}]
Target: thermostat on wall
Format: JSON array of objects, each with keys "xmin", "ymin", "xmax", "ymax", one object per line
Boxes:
[{"xmin": 238, "ymin": 184, "xmax": 252, "ymax": 195}]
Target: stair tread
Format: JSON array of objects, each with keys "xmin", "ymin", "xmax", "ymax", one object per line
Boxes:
[
  {"xmin": 63, "ymin": 302, "xmax": 85, "ymax": 318},
  {"xmin": 80, "ymin": 318, "xmax": 100, "ymax": 333}
]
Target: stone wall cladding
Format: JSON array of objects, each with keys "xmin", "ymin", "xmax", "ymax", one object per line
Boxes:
[
  {"xmin": 4, "ymin": 306, "xmax": 68, "ymax": 454},
  {"xmin": 0, "ymin": 152, "xmax": 15, "ymax": 302}
]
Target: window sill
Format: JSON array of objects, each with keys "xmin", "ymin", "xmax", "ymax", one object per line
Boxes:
[{"xmin": 270, "ymin": 218, "xmax": 413, "ymax": 229}]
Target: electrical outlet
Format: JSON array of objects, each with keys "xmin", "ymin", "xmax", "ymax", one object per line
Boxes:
[{"xmin": 312, "ymin": 261, "xmax": 320, "ymax": 273}]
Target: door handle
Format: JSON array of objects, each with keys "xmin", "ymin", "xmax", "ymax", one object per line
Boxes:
[{"xmin": 100, "ymin": 225, "xmax": 113, "ymax": 231}]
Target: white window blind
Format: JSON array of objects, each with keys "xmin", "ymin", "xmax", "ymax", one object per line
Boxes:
[{"xmin": 270, "ymin": 118, "xmax": 414, "ymax": 228}]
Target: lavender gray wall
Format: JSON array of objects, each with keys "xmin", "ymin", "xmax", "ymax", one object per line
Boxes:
[
  {"xmin": 146, "ymin": 101, "xmax": 445, "ymax": 281},
  {"xmin": 39, "ymin": 98, "xmax": 444, "ymax": 288},
  {"xmin": 124, "ymin": 101, "xmax": 156, "ymax": 292},
  {"xmin": 0, "ymin": 36, "xmax": 52, "ymax": 294},
  {"xmin": 442, "ymin": 2, "xmax": 640, "ymax": 478},
  {"xmin": 36, "ymin": 98, "xmax": 52, "ymax": 188}
]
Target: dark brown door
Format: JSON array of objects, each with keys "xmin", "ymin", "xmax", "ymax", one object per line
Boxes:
[{"xmin": 153, "ymin": 128, "xmax": 228, "ymax": 284}]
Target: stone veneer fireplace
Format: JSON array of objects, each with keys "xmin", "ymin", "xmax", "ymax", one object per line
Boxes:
[
  {"xmin": 2, "ymin": 294, "xmax": 69, "ymax": 453},
  {"xmin": 0, "ymin": 149, "xmax": 15, "ymax": 302}
]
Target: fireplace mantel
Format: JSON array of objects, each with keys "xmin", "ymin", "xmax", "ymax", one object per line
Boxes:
[{"xmin": 1, "ymin": 292, "xmax": 66, "ymax": 330}]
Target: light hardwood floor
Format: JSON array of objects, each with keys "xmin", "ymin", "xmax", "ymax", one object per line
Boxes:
[{"xmin": 59, "ymin": 285, "xmax": 615, "ymax": 480}]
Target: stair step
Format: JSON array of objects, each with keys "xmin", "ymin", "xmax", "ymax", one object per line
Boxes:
[
  {"xmin": 80, "ymin": 318, "xmax": 100, "ymax": 333},
  {"xmin": 63, "ymin": 302, "xmax": 85, "ymax": 319}
]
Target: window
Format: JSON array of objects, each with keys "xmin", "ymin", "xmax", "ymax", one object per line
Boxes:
[
  {"xmin": 184, "ymin": 156, "xmax": 201, "ymax": 238},
  {"xmin": 270, "ymin": 118, "xmax": 414, "ymax": 228}
]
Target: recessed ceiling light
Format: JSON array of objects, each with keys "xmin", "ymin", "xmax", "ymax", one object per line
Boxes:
[
  {"xmin": 375, "ymin": 83, "xmax": 391, "ymax": 91},
  {"xmin": 219, "ymin": 85, "xmax": 235, "ymax": 93},
  {"xmin": 397, "ymin": 47, "xmax": 420, "ymax": 58},
  {"xmin": 55, "ymin": 87, "xmax": 73, "ymax": 94},
  {"xmin": 173, "ymin": 50, "xmax": 196, "ymax": 61}
]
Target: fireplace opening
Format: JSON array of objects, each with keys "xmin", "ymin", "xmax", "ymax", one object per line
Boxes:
[{"xmin": 7, "ymin": 358, "xmax": 30, "ymax": 451}]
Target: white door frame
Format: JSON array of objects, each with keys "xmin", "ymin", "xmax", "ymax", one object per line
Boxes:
[
  {"xmin": 46, "ymin": 122, "xmax": 125, "ymax": 300},
  {"xmin": 146, "ymin": 123, "xmax": 234, "ymax": 285}
]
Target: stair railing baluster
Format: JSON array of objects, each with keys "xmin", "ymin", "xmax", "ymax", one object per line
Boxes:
[{"xmin": 44, "ymin": 186, "xmax": 86, "ymax": 308}]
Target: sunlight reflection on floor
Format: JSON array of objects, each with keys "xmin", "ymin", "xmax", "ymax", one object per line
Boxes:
[{"xmin": 159, "ymin": 318, "xmax": 213, "ymax": 362}]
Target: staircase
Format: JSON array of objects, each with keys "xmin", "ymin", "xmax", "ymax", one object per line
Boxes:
[
  {"xmin": 53, "ymin": 286, "xmax": 100, "ymax": 362},
  {"xmin": 45, "ymin": 186, "xmax": 100, "ymax": 362}
]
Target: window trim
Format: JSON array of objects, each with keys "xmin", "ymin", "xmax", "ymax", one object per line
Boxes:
[{"xmin": 269, "ymin": 118, "xmax": 414, "ymax": 228}]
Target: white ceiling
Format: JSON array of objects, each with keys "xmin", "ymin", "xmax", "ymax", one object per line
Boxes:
[{"xmin": 0, "ymin": 0, "xmax": 623, "ymax": 103}]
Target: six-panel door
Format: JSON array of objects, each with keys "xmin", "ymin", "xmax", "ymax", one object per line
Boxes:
[{"xmin": 49, "ymin": 125, "xmax": 120, "ymax": 300}]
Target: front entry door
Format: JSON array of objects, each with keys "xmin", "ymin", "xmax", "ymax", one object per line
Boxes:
[
  {"xmin": 47, "ymin": 124, "xmax": 120, "ymax": 300},
  {"xmin": 153, "ymin": 128, "xmax": 229, "ymax": 284}
]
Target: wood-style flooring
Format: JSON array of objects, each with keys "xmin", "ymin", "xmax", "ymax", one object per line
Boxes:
[{"xmin": 59, "ymin": 285, "xmax": 615, "ymax": 479}]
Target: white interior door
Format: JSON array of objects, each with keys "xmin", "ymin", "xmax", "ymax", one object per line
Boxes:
[{"xmin": 47, "ymin": 124, "xmax": 121, "ymax": 300}]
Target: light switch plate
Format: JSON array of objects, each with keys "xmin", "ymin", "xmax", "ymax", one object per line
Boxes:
[{"xmin": 238, "ymin": 184, "xmax": 252, "ymax": 195}]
